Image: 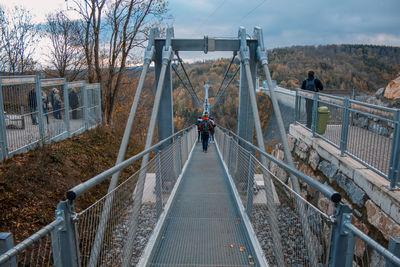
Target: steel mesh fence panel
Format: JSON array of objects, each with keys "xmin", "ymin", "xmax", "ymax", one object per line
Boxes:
[
  {"xmin": 86, "ymin": 84, "xmax": 101, "ymax": 129},
  {"xmin": 75, "ymin": 155, "xmax": 158, "ymax": 266},
  {"xmin": 0, "ymin": 75, "xmax": 101, "ymax": 160},
  {"xmin": 40, "ymin": 79, "xmax": 68, "ymax": 142},
  {"xmin": 1, "ymin": 76, "xmax": 39, "ymax": 154},
  {"xmin": 74, "ymin": 128, "xmax": 196, "ymax": 266},
  {"xmin": 295, "ymin": 91, "xmax": 398, "ymax": 181},
  {"xmin": 67, "ymin": 82, "xmax": 86, "ymax": 135},
  {"xmin": 351, "ymin": 236, "xmax": 387, "ymax": 267},
  {"xmin": 216, "ymin": 128, "xmax": 334, "ymax": 266},
  {"xmin": 346, "ymin": 102, "xmax": 394, "ymax": 178},
  {"xmin": 0, "ymin": 219, "xmax": 63, "ymax": 267},
  {"xmin": 316, "ymin": 95, "xmax": 344, "ymax": 148}
]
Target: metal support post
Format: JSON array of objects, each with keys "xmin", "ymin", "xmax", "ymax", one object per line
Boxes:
[
  {"xmin": 245, "ymin": 153, "xmax": 254, "ymax": 217},
  {"xmin": 82, "ymin": 82, "xmax": 89, "ymax": 130},
  {"xmin": 121, "ymin": 27, "xmax": 173, "ymax": 267},
  {"xmin": 237, "ymin": 35, "xmax": 256, "ymax": 148},
  {"xmin": 311, "ymin": 92, "xmax": 318, "ymax": 137},
  {"xmin": 155, "ymin": 151, "xmax": 163, "ymax": 218},
  {"xmin": 156, "ymin": 27, "xmax": 174, "ymax": 149},
  {"xmin": 295, "ymin": 88, "xmax": 299, "ymax": 123},
  {"xmin": 177, "ymin": 136, "xmax": 183, "ymax": 175},
  {"xmin": 97, "ymin": 84, "xmax": 102, "ymax": 125},
  {"xmin": 340, "ymin": 98, "xmax": 350, "ymax": 156},
  {"xmin": 0, "ymin": 79, "xmax": 9, "ymax": 160},
  {"xmin": 63, "ymin": 78, "xmax": 71, "ymax": 137},
  {"xmin": 386, "ymin": 237, "xmax": 400, "ymax": 267},
  {"xmin": 55, "ymin": 200, "xmax": 79, "ymax": 267},
  {"xmin": 0, "ymin": 233, "xmax": 16, "ymax": 267},
  {"xmin": 239, "ymin": 26, "xmax": 285, "ymax": 267},
  {"xmin": 87, "ymin": 29, "xmax": 156, "ymax": 267},
  {"xmin": 389, "ymin": 110, "xmax": 400, "ymax": 189},
  {"xmin": 329, "ymin": 203, "xmax": 353, "ymax": 267},
  {"xmin": 228, "ymin": 136, "xmax": 234, "ymax": 172},
  {"xmin": 223, "ymin": 131, "xmax": 227, "ymax": 160},
  {"xmin": 35, "ymin": 75, "xmax": 45, "ymax": 145},
  {"xmin": 50, "ymin": 227, "xmax": 62, "ymax": 267}
]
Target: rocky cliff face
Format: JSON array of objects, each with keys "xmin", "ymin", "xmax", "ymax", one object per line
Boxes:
[{"xmin": 383, "ymin": 76, "xmax": 400, "ymax": 100}]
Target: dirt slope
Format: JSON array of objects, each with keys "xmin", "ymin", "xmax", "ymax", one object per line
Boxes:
[{"xmin": 0, "ymin": 126, "xmax": 143, "ymax": 243}]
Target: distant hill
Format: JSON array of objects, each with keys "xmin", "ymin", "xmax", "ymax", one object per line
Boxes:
[{"xmin": 264, "ymin": 44, "xmax": 400, "ymax": 93}]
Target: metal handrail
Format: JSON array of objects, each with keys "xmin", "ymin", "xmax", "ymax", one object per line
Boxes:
[
  {"xmin": 67, "ymin": 125, "xmax": 196, "ymax": 200},
  {"xmin": 0, "ymin": 218, "xmax": 63, "ymax": 265},
  {"xmin": 217, "ymin": 125, "xmax": 341, "ymax": 203},
  {"xmin": 345, "ymin": 222, "xmax": 400, "ymax": 266}
]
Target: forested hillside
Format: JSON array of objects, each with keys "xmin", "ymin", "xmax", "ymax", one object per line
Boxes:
[
  {"xmin": 265, "ymin": 44, "xmax": 400, "ymax": 92},
  {"xmin": 172, "ymin": 44, "xmax": 399, "ymax": 131}
]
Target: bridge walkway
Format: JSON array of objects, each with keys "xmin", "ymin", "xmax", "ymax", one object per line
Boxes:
[{"xmin": 148, "ymin": 142, "xmax": 260, "ymax": 266}]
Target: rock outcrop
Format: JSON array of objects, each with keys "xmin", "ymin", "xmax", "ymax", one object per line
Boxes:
[{"xmin": 383, "ymin": 76, "xmax": 400, "ymax": 100}]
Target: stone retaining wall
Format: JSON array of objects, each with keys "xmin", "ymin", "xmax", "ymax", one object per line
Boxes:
[{"xmin": 269, "ymin": 124, "xmax": 400, "ymax": 252}]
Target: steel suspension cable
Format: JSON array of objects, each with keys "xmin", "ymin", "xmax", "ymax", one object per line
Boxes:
[
  {"xmin": 171, "ymin": 63, "xmax": 202, "ymax": 107},
  {"xmin": 210, "ymin": 65, "xmax": 240, "ymax": 108},
  {"xmin": 175, "ymin": 53, "xmax": 202, "ymax": 106},
  {"xmin": 213, "ymin": 52, "xmax": 237, "ymax": 100}
]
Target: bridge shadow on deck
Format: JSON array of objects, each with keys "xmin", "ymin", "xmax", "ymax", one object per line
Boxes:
[{"xmin": 148, "ymin": 142, "xmax": 259, "ymax": 266}]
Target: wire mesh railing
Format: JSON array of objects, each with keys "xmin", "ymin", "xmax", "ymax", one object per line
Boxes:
[
  {"xmin": 0, "ymin": 219, "xmax": 63, "ymax": 266},
  {"xmin": 215, "ymin": 127, "xmax": 334, "ymax": 266},
  {"xmin": 295, "ymin": 89, "xmax": 400, "ymax": 188},
  {"xmin": 215, "ymin": 126, "xmax": 400, "ymax": 267},
  {"xmin": 0, "ymin": 126, "xmax": 196, "ymax": 267},
  {"xmin": 0, "ymin": 75, "xmax": 102, "ymax": 161}
]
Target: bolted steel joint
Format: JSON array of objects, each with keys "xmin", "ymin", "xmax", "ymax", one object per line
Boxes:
[
  {"xmin": 144, "ymin": 46, "xmax": 155, "ymax": 65},
  {"xmin": 256, "ymin": 46, "xmax": 268, "ymax": 65},
  {"xmin": 239, "ymin": 48, "xmax": 250, "ymax": 65},
  {"xmin": 55, "ymin": 209, "xmax": 66, "ymax": 231},
  {"xmin": 162, "ymin": 46, "xmax": 173, "ymax": 65}
]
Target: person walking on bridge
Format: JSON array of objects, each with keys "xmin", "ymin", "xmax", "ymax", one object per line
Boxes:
[
  {"xmin": 200, "ymin": 114, "xmax": 212, "ymax": 152},
  {"xmin": 196, "ymin": 116, "xmax": 202, "ymax": 142},
  {"xmin": 301, "ymin": 70, "xmax": 323, "ymax": 128}
]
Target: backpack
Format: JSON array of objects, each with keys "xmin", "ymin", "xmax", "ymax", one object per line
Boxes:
[
  {"xmin": 305, "ymin": 78, "xmax": 316, "ymax": 92},
  {"xmin": 201, "ymin": 120, "xmax": 210, "ymax": 133}
]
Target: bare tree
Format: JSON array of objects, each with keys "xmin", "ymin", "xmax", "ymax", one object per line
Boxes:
[
  {"xmin": 44, "ymin": 11, "xmax": 85, "ymax": 81},
  {"xmin": 0, "ymin": 6, "xmax": 39, "ymax": 73},
  {"xmin": 70, "ymin": 0, "xmax": 168, "ymax": 124}
]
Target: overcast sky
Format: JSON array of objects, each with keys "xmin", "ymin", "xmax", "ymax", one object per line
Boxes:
[{"xmin": 1, "ymin": 0, "xmax": 399, "ymax": 61}]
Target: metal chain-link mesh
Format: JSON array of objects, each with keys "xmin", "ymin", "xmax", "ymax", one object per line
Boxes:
[
  {"xmin": 215, "ymin": 127, "xmax": 334, "ymax": 266},
  {"xmin": 75, "ymin": 127, "xmax": 197, "ymax": 266}
]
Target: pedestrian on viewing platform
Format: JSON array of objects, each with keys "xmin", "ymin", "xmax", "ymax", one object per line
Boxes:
[
  {"xmin": 27, "ymin": 88, "xmax": 37, "ymax": 125},
  {"xmin": 200, "ymin": 114, "xmax": 212, "ymax": 153},
  {"xmin": 301, "ymin": 70, "xmax": 323, "ymax": 128}
]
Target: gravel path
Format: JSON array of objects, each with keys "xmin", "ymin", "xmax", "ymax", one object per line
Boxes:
[
  {"xmin": 100, "ymin": 203, "xmax": 157, "ymax": 266},
  {"xmin": 252, "ymin": 205, "xmax": 330, "ymax": 267}
]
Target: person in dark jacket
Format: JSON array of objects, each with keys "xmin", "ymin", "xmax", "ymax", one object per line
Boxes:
[
  {"xmin": 53, "ymin": 89, "xmax": 62, "ymax": 120},
  {"xmin": 69, "ymin": 89, "xmax": 79, "ymax": 119},
  {"xmin": 28, "ymin": 88, "xmax": 37, "ymax": 125},
  {"xmin": 301, "ymin": 70, "xmax": 324, "ymax": 128},
  {"xmin": 199, "ymin": 115, "xmax": 213, "ymax": 152}
]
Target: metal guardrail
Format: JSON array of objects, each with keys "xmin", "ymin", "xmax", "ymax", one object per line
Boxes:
[
  {"xmin": 0, "ymin": 75, "xmax": 102, "ymax": 161},
  {"xmin": 295, "ymin": 89, "xmax": 400, "ymax": 188},
  {"xmin": 216, "ymin": 126, "xmax": 400, "ymax": 267},
  {"xmin": 0, "ymin": 125, "xmax": 197, "ymax": 266}
]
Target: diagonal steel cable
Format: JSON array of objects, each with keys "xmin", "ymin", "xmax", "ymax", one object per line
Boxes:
[
  {"xmin": 175, "ymin": 53, "xmax": 202, "ymax": 106},
  {"xmin": 212, "ymin": 53, "xmax": 237, "ymax": 100},
  {"xmin": 210, "ymin": 66, "xmax": 240, "ymax": 108},
  {"xmin": 171, "ymin": 63, "xmax": 202, "ymax": 107}
]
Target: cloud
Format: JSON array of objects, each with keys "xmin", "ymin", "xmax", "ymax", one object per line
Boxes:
[{"xmin": 168, "ymin": 0, "xmax": 400, "ymax": 54}]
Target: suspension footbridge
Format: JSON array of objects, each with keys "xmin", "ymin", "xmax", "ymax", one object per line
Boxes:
[{"xmin": 1, "ymin": 26, "xmax": 400, "ymax": 267}]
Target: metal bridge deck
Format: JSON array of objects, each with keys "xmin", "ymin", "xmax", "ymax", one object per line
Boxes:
[{"xmin": 148, "ymin": 142, "xmax": 260, "ymax": 266}]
